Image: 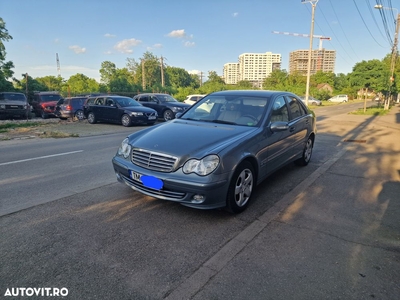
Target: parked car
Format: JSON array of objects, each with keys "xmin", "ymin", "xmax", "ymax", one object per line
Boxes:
[
  {"xmin": 55, "ymin": 96, "xmax": 87, "ymax": 120},
  {"xmin": 299, "ymin": 96, "xmax": 322, "ymax": 106},
  {"xmin": 31, "ymin": 91, "xmax": 63, "ymax": 118},
  {"xmin": 83, "ymin": 95, "xmax": 157, "ymax": 127},
  {"xmin": 0, "ymin": 92, "xmax": 31, "ymax": 119},
  {"xmin": 112, "ymin": 90, "xmax": 316, "ymax": 213},
  {"xmin": 183, "ymin": 94, "xmax": 206, "ymax": 105},
  {"xmin": 328, "ymin": 94, "xmax": 348, "ymax": 103},
  {"xmin": 133, "ymin": 93, "xmax": 191, "ymax": 121}
]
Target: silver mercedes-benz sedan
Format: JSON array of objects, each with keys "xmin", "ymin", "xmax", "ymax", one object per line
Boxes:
[{"xmin": 112, "ymin": 90, "xmax": 316, "ymax": 213}]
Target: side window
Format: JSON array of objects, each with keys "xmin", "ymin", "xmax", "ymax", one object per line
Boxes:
[
  {"xmin": 105, "ymin": 98, "xmax": 114, "ymax": 106},
  {"xmin": 287, "ymin": 96, "xmax": 306, "ymax": 120},
  {"xmin": 96, "ymin": 97, "xmax": 105, "ymax": 105},
  {"xmin": 139, "ymin": 95, "xmax": 148, "ymax": 102},
  {"xmin": 149, "ymin": 96, "xmax": 158, "ymax": 103},
  {"xmin": 270, "ymin": 96, "xmax": 289, "ymax": 123}
]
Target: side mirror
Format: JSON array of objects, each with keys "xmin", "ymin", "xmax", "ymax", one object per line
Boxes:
[
  {"xmin": 270, "ymin": 121, "xmax": 289, "ymax": 132},
  {"xmin": 175, "ymin": 112, "xmax": 182, "ymax": 118}
]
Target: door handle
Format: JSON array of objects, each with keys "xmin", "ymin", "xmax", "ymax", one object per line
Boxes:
[{"xmin": 289, "ymin": 126, "xmax": 295, "ymax": 132}]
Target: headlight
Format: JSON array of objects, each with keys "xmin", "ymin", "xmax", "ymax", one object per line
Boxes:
[
  {"xmin": 117, "ymin": 138, "xmax": 131, "ymax": 159},
  {"xmin": 171, "ymin": 107, "xmax": 183, "ymax": 112},
  {"xmin": 0, "ymin": 104, "xmax": 5, "ymax": 109},
  {"xmin": 131, "ymin": 112, "xmax": 144, "ymax": 116},
  {"xmin": 182, "ymin": 154, "xmax": 220, "ymax": 176}
]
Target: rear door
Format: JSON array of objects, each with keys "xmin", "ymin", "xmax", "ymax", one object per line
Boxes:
[
  {"xmin": 93, "ymin": 97, "xmax": 107, "ymax": 120},
  {"xmin": 259, "ymin": 96, "xmax": 293, "ymax": 177},
  {"xmin": 285, "ymin": 95, "xmax": 309, "ymax": 158}
]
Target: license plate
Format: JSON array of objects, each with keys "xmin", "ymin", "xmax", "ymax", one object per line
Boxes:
[
  {"xmin": 130, "ymin": 170, "xmax": 142, "ymax": 182},
  {"xmin": 129, "ymin": 171, "xmax": 163, "ymax": 190},
  {"xmin": 148, "ymin": 116, "xmax": 156, "ymax": 120}
]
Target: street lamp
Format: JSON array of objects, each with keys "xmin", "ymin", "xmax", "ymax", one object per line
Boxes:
[
  {"xmin": 302, "ymin": 0, "xmax": 319, "ymax": 106},
  {"xmin": 374, "ymin": 4, "xmax": 400, "ymax": 109}
]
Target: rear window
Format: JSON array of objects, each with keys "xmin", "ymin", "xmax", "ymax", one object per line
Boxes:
[
  {"xmin": 38, "ymin": 94, "xmax": 62, "ymax": 102},
  {"xmin": 0, "ymin": 93, "xmax": 27, "ymax": 101}
]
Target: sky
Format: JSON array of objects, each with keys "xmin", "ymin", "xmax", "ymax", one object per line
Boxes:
[{"xmin": 1, "ymin": 0, "xmax": 399, "ymax": 82}]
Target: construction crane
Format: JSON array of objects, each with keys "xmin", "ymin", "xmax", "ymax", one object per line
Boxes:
[
  {"xmin": 272, "ymin": 31, "xmax": 331, "ymax": 72},
  {"xmin": 272, "ymin": 31, "xmax": 331, "ymax": 50}
]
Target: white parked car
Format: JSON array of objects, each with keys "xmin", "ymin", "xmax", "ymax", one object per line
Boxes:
[
  {"xmin": 299, "ymin": 96, "xmax": 322, "ymax": 106},
  {"xmin": 183, "ymin": 94, "xmax": 206, "ymax": 105},
  {"xmin": 328, "ymin": 95, "xmax": 348, "ymax": 103}
]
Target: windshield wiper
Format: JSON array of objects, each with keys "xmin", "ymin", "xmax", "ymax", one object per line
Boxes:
[{"xmin": 209, "ymin": 119, "xmax": 237, "ymax": 125}]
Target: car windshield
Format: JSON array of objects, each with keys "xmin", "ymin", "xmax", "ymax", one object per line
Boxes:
[
  {"xmin": 180, "ymin": 95, "xmax": 269, "ymax": 127},
  {"xmin": 0, "ymin": 93, "xmax": 26, "ymax": 101},
  {"xmin": 115, "ymin": 97, "xmax": 141, "ymax": 107},
  {"xmin": 40, "ymin": 94, "xmax": 62, "ymax": 101},
  {"xmin": 157, "ymin": 94, "xmax": 178, "ymax": 102}
]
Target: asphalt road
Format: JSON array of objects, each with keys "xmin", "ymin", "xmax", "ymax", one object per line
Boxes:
[{"xmin": 0, "ymin": 102, "xmax": 373, "ymax": 299}]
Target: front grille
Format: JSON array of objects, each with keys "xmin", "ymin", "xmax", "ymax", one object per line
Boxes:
[
  {"xmin": 131, "ymin": 148, "xmax": 178, "ymax": 172},
  {"xmin": 121, "ymin": 174, "xmax": 186, "ymax": 200},
  {"xmin": 144, "ymin": 112, "xmax": 157, "ymax": 117},
  {"xmin": 6, "ymin": 104, "xmax": 24, "ymax": 110}
]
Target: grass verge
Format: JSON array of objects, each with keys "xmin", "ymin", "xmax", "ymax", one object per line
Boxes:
[
  {"xmin": 349, "ymin": 105, "xmax": 391, "ymax": 116},
  {"xmin": 0, "ymin": 122, "xmax": 43, "ymax": 133}
]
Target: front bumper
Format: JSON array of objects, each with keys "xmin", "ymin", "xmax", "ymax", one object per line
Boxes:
[
  {"xmin": 112, "ymin": 156, "xmax": 229, "ymax": 210},
  {"xmin": 0, "ymin": 109, "xmax": 29, "ymax": 118}
]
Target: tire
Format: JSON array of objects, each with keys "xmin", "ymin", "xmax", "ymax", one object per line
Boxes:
[
  {"xmin": 163, "ymin": 109, "xmax": 174, "ymax": 121},
  {"xmin": 121, "ymin": 114, "xmax": 132, "ymax": 127},
  {"xmin": 295, "ymin": 136, "xmax": 313, "ymax": 166},
  {"xmin": 41, "ymin": 110, "xmax": 48, "ymax": 119},
  {"xmin": 87, "ymin": 112, "xmax": 97, "ymax": 124},
  {"xmin": 75, "ymin": 110, "xmax": 84, "ymax": 120},
  {"xmin": 226, "ymin": 161, "xmax": 255, "ymax": 214}
]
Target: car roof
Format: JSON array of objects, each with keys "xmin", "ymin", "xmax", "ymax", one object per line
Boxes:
[
  {"xmin": 34, "ymin": 91, "xmax": 60, "ymax": 94},
  {"xmin": 209, "ymin": 90, "xmax": 296, "ymax": 97},
  {"xmin": 136, "ymin": 93, "xmax": 171, "ymax": 96},
  {"xmin": 0, "ymin": 92, "xmax": 25, "ymax": 95}
]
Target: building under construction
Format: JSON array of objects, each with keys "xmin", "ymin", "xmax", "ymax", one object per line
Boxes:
[{"xmin": 289, "ymin": 49, "xmax": 336, "ymax": 75}]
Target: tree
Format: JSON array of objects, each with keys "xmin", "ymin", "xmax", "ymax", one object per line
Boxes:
[
  {"xmin": 165, "ymin": 66, "xmax": 195, "ymax": 89},
  {"xmin": 198, "ymin": 71, "xmax": 226, "ymax": 94},
  {"xmin": 36, "ymin": 75, "xmax": 64, "ymax": 91},
  {"xmin": 235, "ymin": 80, "xmax": 255, "ymax": 89},
  {"xmin": 13, "ymin": 74, "xmax": 48, "ymax": 100},
  {"xmin": 348, "ymin": 59, "xmax": 387, "ymax": 99},
  {"xmin": 263, "ymin": 69, "xmax": 288, "ymax": 90},
  {"xmin": 0, "ymin": 17, "xmax": 14, "ymax": 91},
  {"xmin": 99, "ymin": 61, "xmax": 117, "ymax": 85},
  {"xmin": 63, "ymin": 73, "xmax": 100, "ymax": 96}
]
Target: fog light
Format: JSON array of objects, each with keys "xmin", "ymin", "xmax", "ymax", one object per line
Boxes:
[{"xmin": 191, "ymin": 194, "xmax": 205, "ymax": 204}]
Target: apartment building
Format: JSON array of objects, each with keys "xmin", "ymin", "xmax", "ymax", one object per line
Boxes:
[
  {"xmin": 223, "ymin": 52, "xmax": 281, "ymax": 87},
  {"xmin": 289, "ymin": 49, "xmax": 336, "ymax": 75},
  {"xmin": 223, "ymin": 63, "xmax": 240, "ymax": 85}
]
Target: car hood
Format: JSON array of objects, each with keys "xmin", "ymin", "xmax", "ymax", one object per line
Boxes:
[
  {"xmin": 165, "ymin": 102, "xmax": 191, "ymax": 108},
  {"xmin": 124, "ymin": 106, "xmax": 156, "ymax": 113},
  {"xmin": 128, "ymin": 119, "xmax": 257, "ymax": 158},
  {"xmin": 41, "ymin": 101, "xmax": 58, "ymax": 106},
  {"xmin": 1, "ymin": 100, "xmax": 28, "ymax": 106}
]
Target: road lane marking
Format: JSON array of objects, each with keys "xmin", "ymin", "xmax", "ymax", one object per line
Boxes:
[{"xmin": 0, "ymin": 150, "xmax": 84, "ymax": 166}]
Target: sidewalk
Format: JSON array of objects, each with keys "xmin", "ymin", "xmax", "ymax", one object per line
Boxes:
[{"xmin": 167, "ymin": 104, "xmax": 400, "ymax": 300}]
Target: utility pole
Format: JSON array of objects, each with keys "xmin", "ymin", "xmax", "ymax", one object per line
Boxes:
[
  {"xmin": 302, "ymin": 0, "xmax": 319, "ymax": 106},
  {"xmin": 141, "ymin": 59, "xmax": 146, "ymax": 90},
  {"xmin": 56, "ymin": 53, "xmax": 61, "ymax": 77},
  {"xmin": 160, "ymin": 56, "xmax": 165, "ymax": 87},
  {"xmin": 387, "ymin": 13, "xmax": 400, "ymax": 110}
]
